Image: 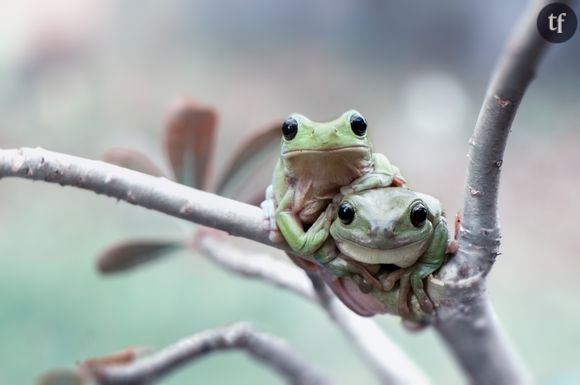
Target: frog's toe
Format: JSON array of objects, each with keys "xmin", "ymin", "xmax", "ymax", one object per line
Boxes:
[
  {"xmin": 260, "ymin": 199, "xmax": 276, "ymax": 219},
  {"xmin": 446, "ymin": 239, "xmax": 459, "ymax": 255},
  {"xmin": 397, "ymin": 275, "xmax": 413, "ymax": 319},
  {"xmin": 351, "ymin": 174, "xmax": 394, "ymax": 192},
  {"xmin": 393, "ymin": 175, "xmax": 407, "ymax": 187},
  {"xmin": 268, "ymin": 229, "xmax": 284, "ymax": 243},
  {"xmin": 352, "ymin": 276, "xmax": 373, "ymax": 294},
  {"xmin": 339, "ymin": 185, "xmax": 355, "ymax": 196},
  {"xmin": 380, "ymin": 267, "xmax": 408, "ymax": 291},
  {"xmin": 411, "ymin": 275, "xmax": 434, "ymax": 313},
  {"xmin": 416, "ymin": 290, "xmax": 434, "ymax": 313}
]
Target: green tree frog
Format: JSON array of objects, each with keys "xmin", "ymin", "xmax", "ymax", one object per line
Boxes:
[
  {"xmin": 312, "ymin": 187, "xmax": 449, "ymax": 319},
  {"xmin": 262, "ymin": 110, "xmax": 405, "ymax": 256}
]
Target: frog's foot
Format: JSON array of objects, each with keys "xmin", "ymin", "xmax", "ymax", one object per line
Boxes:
[
  {"xmin": 392, "ymin": 174, "xmax": 407, "ymax": 187},
  {"xmin": 299, "ymin": 204, "xmax": 335, "ymax": 253},
  {"xmin": 381, "ymin": 268, "xmax": 434, "ymax": 318},
  {"xmin": 260, "ymin": 186, "xmax": 283, "ymax": 243},
  {"xmin": 345, "ymin": 261, "xmax": 383, "ymax": 293},
  {"xmin": 279, "ymin": 203, "xmax": 334, "ymax": 254},
  {"xmin": 380, "ymin": 266, "xmax": 410, "ymax": 291},
  {"xmin": 345, "ymin": 173, "xmax": 396, "ymax": 194},
  {"xmin": 446, "ymin": 239, "xmax": 459, "ymax": 254},
  {"xmin": 445, "ymin": 209, "xmax": 462, "ymax": 254},
  {"xmin": 409, "ymin": 272, "xmax": 433, "ymax": 314},
  {"xmin": 398, "ymin": 274, "xmax": 413, "ymax": 319},
  {"xmin": 351, "ymin": 275, "xmax": 373, "ymax": 294},
  {"xmin": 453, "ymin": 209, "xmax": 462, "ymax": 240}
]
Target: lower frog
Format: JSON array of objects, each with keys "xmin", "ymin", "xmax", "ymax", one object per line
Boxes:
[{"xmin": 310, "ymin": 187, "xmax": 450, "ymax": 319}]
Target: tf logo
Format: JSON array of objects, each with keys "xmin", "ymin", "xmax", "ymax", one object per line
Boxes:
[{"xmin": 537, "ymin": 3, "xmax": 577, "ymax": 43}]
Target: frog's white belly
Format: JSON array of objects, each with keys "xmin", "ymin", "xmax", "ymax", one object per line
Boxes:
[{"xmin": 336, "ymin": 238, "xmax": 430, "ymax": 267}]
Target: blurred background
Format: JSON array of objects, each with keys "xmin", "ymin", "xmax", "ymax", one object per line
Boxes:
[{"xmin": 1, "ymin": 0, "xmax": 579, "ymax": 384}]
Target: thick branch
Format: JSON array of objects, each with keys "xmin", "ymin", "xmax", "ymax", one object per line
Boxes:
[
  {"xmin": 0, "ymin": 147, "xmax": 279, "ymax": 249},
  {"xmin": 443, "ymin": 0, "xmax": 571, "ymax": 279},
  {"xmin": 91, "ymin": 323, "xmax": 334, "ymax": 385},
  {"xmin": 435, "ymin": 1, "xmax": 572, "ymax": 384},
  {"xmin": 199, "ymin": 237, "xmax": 430, "ymax": 385}
]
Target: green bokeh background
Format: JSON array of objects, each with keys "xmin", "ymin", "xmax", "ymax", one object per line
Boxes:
[{"xmin": 1, "ymin": 1, "xmax": 579, "ymax": 384}]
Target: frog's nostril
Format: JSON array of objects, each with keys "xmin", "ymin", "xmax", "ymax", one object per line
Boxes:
[
  {"xmin": 382, "ymin": 223, "xmax": 395, "ymax": 238},
  {"xmin": 368, "ymin": 221, "xmax": 381, "ymax": 236}
]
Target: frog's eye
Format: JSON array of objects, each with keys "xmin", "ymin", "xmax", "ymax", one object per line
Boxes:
[
  {"xmin": 410, "ymin": 203, "xmax": 428, "ymax": 228},
  {"xmin": 338, "ymin": 202, "xmax": 355, "ymax": 225},
  {"xmin": 349, "ymin": 113, "xmax": 367, "ymax": 137},
  {"xmin": 282, "ymin": 117, "xmax": 298, "ymax": 140}
]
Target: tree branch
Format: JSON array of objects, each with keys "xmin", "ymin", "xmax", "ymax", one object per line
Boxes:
[
  {"xmin": 435, "ymin": 1, "xmax": 573, "ymax": 384},
  {"xmin": 0, "ymin": 147, "xmax": 278, "ymax": 249},
  {"xmin": 90, "ymin": 322, "xmax": 335, "ymax": 385},
  {"xmin": 443, "ymin": 0, "xmax": 568, "ymax": 279},
  {"xmin": 199, "ymin": 237, "xmax": 430, "ymax": 385}
]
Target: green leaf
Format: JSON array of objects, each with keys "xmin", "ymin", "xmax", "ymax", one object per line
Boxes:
[
  {"xmin": 215, "ymin": 120, "xmax": 281, "ymax": 205},
  {"xmin": 101, "ymin": 147, "xmax": 165, "ymax": 177},
  {"xmin": 97, "ymin": 240, "xmax": 183, "ymax": 274},
  {"xmin": 164, "ymin": 97, "xmax": 217, "ymax": 189}
]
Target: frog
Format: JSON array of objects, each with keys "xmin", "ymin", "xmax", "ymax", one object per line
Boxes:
[
  {"xmin": 311, "ymin": 187, "xmax": 449, "ymax": 319},
  {"xmin": 261, "ymin": 110, "xmax": 406, "ymax": 257}
]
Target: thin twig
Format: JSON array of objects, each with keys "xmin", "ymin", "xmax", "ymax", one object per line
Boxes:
[
  {"xmin": 199, "ymin": 237, "xmax": 431, "ymax": 385},
  {"xmin": 435, "ymin": 1, "xmax": 573, "ymax": 384},
  {"xmin": 198, "ymin": 237, "xmax": 314, "ymax": 301},
  {"xmin": 91, "ymin": 322, "xmax": 335, "ymax": 385}
]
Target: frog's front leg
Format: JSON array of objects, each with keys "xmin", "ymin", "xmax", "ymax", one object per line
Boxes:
[
  {"xmin": 325, "ymin": 257, "xmax": 383, "ymax": 293},
  {"xmin": 276, "ymin": 190, "xmax": 334, "ymax": 254},
  {"xmin": 312, "ymin": 240, "xmax": 382, "ymax": 293},
  {"xmin": 384, "ymin": 219, "xmax": 448, "ymax": 318},
  {"xmin": 343, "ymin": 153, "xmax": 406, "ymax": 195}
]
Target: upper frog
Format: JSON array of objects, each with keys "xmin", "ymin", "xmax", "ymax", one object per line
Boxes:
[{"xmin": 262, "ymin": 110, "xmax": 405, "ymax": 255}]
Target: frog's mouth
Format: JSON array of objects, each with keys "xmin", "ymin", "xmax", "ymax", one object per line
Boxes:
[
  {"xmin": 335, "ymin": 238, "xmax": 430, "ymax": 267},
  {"xmin": 283, "ymin": 145, "xmax": 369, "ymax": 157}
]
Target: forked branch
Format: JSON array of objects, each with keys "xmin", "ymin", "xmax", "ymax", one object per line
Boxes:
[{"xmin": 435, "ymin": 1, "xmax": 574, "ymax": 384}]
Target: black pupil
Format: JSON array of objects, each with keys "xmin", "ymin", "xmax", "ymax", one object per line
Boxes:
[
  {"xmin": 410, "ymin": 204, "xmax": 428, "ymax": 227},
  {"xmin": 350, "ymin": 114, "xmax": 367, "ymax": 136},
  {"xmin": 338, "ymin": 203, "xmax": 355, "ymax": 224},
  {"xmin": 282, "ymin": 117, "xmax": 298, "ymax": 140}
]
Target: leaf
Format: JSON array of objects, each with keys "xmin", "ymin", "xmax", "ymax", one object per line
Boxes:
[
  {"xmin": 37, "ymin": 369, "xmax": 85, "ymax": 385},
  {"xmin": 97, "ymin": 240, "xmax": 183, "ymax": 274},
  {"xmin": 164, "ymin": 97, "xmax": 217, "ymax": 189},
  {"xmin": 81, "ymin": 346, "xmax": 151, "ymax": 370},
  {"xmin": 215, "ymin": 120, "xmax": 281, "ymax": 205},
  {"xmin": 101, "ymin": 147, "xmax": 165, "ymax": 177}
]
